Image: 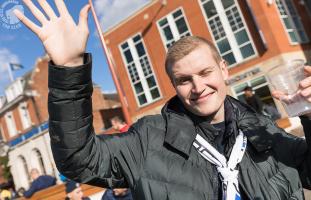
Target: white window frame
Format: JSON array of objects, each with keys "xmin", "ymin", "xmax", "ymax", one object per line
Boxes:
[
  {"xmin": 232, "ymin": 76, "xmax": 269, "ymax": 98},
  {"xmin": 119, "ymin": 33, "xmax": 162, "ymax": 107},
  {"xmin": 275, "ymin": 0, "xmax": 309, "ymax": 44},
  {"xmin": 231, "ymin": 76, "xmax": 278, "ymax": 109},
  {"xmin": 157, "ymin": 7, "xmax": 192, "ymax": 50},
  {"xmin": 4, "ymin": 111, "xmax": 17, "ymax": 137},
  {"xmin": 18, "ymin": 102, "xmax": 32, "ymax": 130},
  {"xmin": 198, "ymin": 0, "xmax": 258, "ymax": 67},
  {"xmin": 31, "ymin": 148, "xmax": 46, "ymax": 175}
]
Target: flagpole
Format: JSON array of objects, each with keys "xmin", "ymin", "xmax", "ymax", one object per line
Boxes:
[
  {"xmin": 7, "ymin": 63, "xmax": 14, "ymax": 82},
  {"xmin": 88, "ymin": 0, "xmax": 132, "ymax": 125}
]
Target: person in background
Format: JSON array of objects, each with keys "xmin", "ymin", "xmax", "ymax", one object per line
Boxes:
[
  {"xmin": 23, "ymin": 168, "xmax": 56, "ymax": 198},
  {"xmin": 65, "ymin": 180, "xmax": 90, "ymax": 200},
  {"xmin": 110, "ymin": 116, "xmax": 129, "ymax": 133},
  {"xmin": 243, "ymin": 86, "xmax": 263, "ymax": 113},
  {"xmin": 0, "ymin": 188, "xmax": 11, "ymax": 200}
]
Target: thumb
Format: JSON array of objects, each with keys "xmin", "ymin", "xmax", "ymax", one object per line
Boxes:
[{"xmin": 78, "ymin": 4, "xmax": 90, "ymax": 32}]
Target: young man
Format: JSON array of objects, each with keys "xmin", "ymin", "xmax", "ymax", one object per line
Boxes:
[{"xmin": 15, "ymin": 1, "xmax": 311, "ymax": 200}]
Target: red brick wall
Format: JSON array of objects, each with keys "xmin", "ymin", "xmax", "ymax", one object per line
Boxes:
[
  {"xmin": 30, "ymin": 57, "xmax": 50, "ymax": 123},
  {"xmin": 104, "ymin": 0, "xmax": 311, "ymax": 119}
]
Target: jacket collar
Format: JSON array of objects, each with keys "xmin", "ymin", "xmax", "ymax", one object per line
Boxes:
[
  {"xmin": 162, "ymin": 96, "xmax": 197, "ymax": 157},
  {"xmin": 161, "ymin": 96, "xmax": 274, "ymax": 157},
  {"xmin": 226, "ymin": 97, "xmax": 275, "ymax": 152}
]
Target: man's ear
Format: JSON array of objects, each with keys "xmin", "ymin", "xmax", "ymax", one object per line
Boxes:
[{"xmin": 219, "ymin": 60, "xmax": 229, "ymax": 81}]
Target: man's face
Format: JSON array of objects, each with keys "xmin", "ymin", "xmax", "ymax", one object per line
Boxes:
[
  {"xmin": 244, "ymin": 90, "xmax": 253, "ymax": 98},
  {"xmin": 68, "ymin": 187, "xmax": 83, "ymax": 200},
  {"xmin": 111, "ymin": 119, "xmax": 119, "ymax": 130},
  {"xmin": 113, "ymin": 188, "xmax": 128, "ymax": 196},
  {"xmin": 171, "ymin": 45, "xmax": 228, "ymax": 118},
  {"xmin": 30, "ymin": 170, "xmax": 39, "ymax": 180}
]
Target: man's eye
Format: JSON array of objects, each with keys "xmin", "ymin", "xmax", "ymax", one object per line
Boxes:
[
  {"xmin": 176, "ymin": 78, "xmax": 190, "ymax": 85},
  {"xmin": 200, "ymin": 70, "xmax": 212, "ymax": 77}
]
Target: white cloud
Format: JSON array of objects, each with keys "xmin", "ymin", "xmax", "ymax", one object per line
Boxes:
[
  {"xmin": 102, "ymin": 89, "xmax": 117, "ymax": 94},
  {"xmin": 94, "ymin": 0, "xmax": 151, "ymax": 31},
  {"xmin": 0, "ymin": 48, "xmax": 20, "ymax": 95}
]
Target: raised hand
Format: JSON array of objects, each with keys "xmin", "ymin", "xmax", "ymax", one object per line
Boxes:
[{"xmin": 14, "ymin": 0, "xmax": 90, "ymax": 66}]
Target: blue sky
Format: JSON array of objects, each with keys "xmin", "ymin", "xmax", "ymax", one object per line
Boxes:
[{"xmin": 0, "ymin": 0, "xmax": 150, "ymax": 95}]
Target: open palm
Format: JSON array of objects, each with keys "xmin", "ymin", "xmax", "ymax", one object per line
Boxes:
[{"xmin": 14, "ymin": 0, "xmax": 90, "ymax": 66}]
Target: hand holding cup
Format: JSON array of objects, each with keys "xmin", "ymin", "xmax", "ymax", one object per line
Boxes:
[{"xmin": 271, "ymin": 65, "xmax": 311, "ymax": 118}]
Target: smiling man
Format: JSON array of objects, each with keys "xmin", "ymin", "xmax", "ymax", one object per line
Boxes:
[{"xmin": 14, "ymin": 0, "xmax": 311, "ymax": 200}]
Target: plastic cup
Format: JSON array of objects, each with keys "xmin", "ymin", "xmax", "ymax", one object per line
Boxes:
[{"xmin": 267, "ymin": 59, "xmax": 311, "ymax": 117}]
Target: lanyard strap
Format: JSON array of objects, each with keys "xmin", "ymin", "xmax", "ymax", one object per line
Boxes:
[{"xmin": 193, "ymin": 130, "xmax": 247, "ymax": 200}]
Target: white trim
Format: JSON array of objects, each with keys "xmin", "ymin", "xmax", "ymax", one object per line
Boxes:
[
  {"xmin": 4, "ymin": 111, "xmax": 17, "ymax": 137},
  {"xmin": 213, "ymin": 0, "xmax": 243, "ymax": 61},
  {"xmin": 230, "ymin": 75, "xmax": 279, "ymax": 110},
  {"xmin": 18, "ymin": 102, "xmax": 32, "ymax": 130},
  {"xmin": 198, "ymin": 0, "xmax": 258, "ymax": 66},
  {"xmin": 119, "ymin": 33, "xmax": 162, "ymax": 107},
  {"xmin": 157, "ymin": 7, "xmax": 192, "ymax": 51}
]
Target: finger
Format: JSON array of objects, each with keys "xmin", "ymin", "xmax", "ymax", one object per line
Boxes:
[
  {"xmin": 55, "ymin": 0, "xmax": 69, "ymax": 16},
  {"xmin": 301, "ymin": 87, "xmax": 311, "ymax": 98},
  {"xmin": 23, "ymin": 0, "xmax": 48, "ymax": 24},
  {"xmin": 304, "ymin": 66, "xmax": 311, "ymax": 74},
  {"xmin": 299, "ymin": 76, "xmax": 311, "ymax": 88},
  {"xmin": 271, "ymin": 91, "xmax": 285, "ymax": 100},
  {"xmin": 38, "ymin": 0, "xmax": 57, "ymax": 20},
  {"xmin": 13, "ymin": 9, "xmax": 41, "ymax": 35},
  {"xmin": 78, "ymin": 4, "xmax": 90, "ymax": 31}
]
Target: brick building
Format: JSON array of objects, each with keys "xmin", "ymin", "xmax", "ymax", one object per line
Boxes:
[
  {"xmin": 0, "ymin": 55, "xmax": 121, "ymax": 190},
  {"xmin": 102, "ymin": 0, "xmax": 310, "ymax": 128}
]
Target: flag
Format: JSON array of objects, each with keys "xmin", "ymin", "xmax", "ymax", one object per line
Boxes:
[{"xmin": 9, "ymin": 63, "xmax": 23, "ymax": 71}]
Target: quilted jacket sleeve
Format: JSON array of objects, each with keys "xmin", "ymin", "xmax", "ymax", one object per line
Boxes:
[
  {"xmin": 257, "ymin": 115, "xmax": 311, "ymax": 189},
  {"xmin": 48, "ymin": 54, "xmax": 144, "ymax": 188}
]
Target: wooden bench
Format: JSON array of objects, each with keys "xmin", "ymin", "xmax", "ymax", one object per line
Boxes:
[
  {"xmin": 19, "ymin": 184, "xmax": 105, "ymax": 200},
  {"xmin": 276, "ymin": 117, "xmax": 291, "ymax": 129}
]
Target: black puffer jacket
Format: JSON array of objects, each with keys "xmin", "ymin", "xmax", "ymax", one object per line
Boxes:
[{"xmin": 48, "ymin": 54, "xmax": 311, "ymax": 200}]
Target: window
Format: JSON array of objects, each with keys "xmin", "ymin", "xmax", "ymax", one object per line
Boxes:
[
  {"xmin": 18, "ymin": 155, "xmax": 30, "ymax": 184},
  {"xmin": 19, "ymin": 102, "xmax": 32, "ymax": 130},
  {"xmin": 33, "ymin": 149, "xmax": 46, "ymax": 175},
  {"xmin": 120, "ymin": 34, "xmax": 161, "ymax": 106},
  {"xmin": 275, "ymin": 0, "xmax": 309, "ymax": 44},
  {"xmin": 158, "ymin": 8, "xmax": 191, "ymax": 49},
  {"xmin": 4, "ymin": 112, "xmax": 17, "ymax": 137},
  {"xmin": 200, "ymin": 0, "xmax": 256, "ymax": 65}
]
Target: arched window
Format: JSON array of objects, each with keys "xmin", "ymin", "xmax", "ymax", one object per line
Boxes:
[
  {"xmin": 32, "ymin": 149, "xmax": 46, "ymax": 175},
  {"xmin": 18, "ymin": 155, "xmax": 30, "ymax": 184}
]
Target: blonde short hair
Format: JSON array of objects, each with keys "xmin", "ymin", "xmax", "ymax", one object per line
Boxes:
[{"xmin": 165, "ymin": 36, "xmax": 221, "ymax": 79}]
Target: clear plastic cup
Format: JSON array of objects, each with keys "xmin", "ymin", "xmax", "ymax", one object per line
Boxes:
[{"xmin": 267, "ymin": 59, "xmax": 311, "ymax": 117}]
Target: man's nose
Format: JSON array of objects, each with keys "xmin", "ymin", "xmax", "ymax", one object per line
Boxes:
[{"xmin": 191, "ymin": 76, "xmax": 205, "ymax": 94}]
